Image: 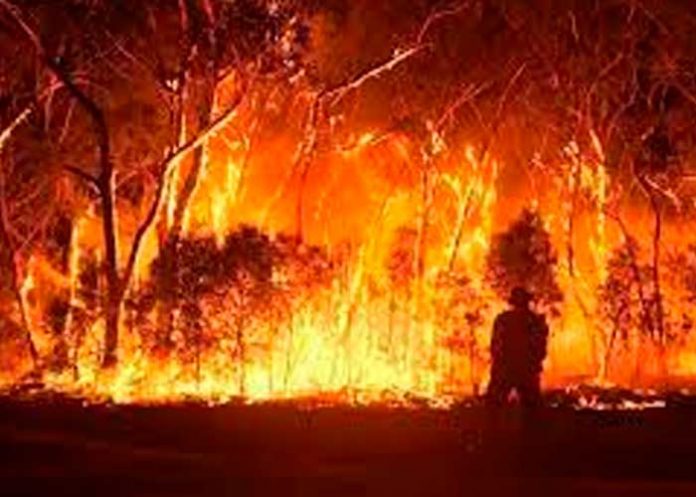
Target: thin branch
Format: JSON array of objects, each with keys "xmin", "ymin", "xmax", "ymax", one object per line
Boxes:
[
  {"xmin": 58, "ymin": 100, "xmax": 76, "ymax": 144},
  {"xmin": 642, "ymin": 175, "xmax": 683, "ymax": 211},
  {"xmin": 15, "ymin": 209, "xmax": 52, "ymax": 254},
  {"xmin": 64, "ymin": 165, "xmax": 100, "ymax": 190},
  {"xmin": 0, "ymin": 106, "xmax": 33, "ymax": 150},
  {"xmin": 584, "ymin": 52, "xmax": 625, "ymax": 125},
  {"xmin": 477, "ymin": 62, "xmax": 527, "ymax": 160},
  {"xmin": 417, "ymin": 1, "xmax": 471, "ymax": 44},
  {"xmin": 323, "ymin": 45, "xmax": 428, "ymax": 107},
  {"xmin": 0, "ymin": 0, "xmax": 41, "ymax": 49},
  {"xmin": 104, "ymin": 29, "xmax": 155, "ymax": 76},
  {"xmin": 495, "ymin": 63, "xmax": 527, "ymax": 123},
  {"xmin": 435, "ymin": 82, "xmax": 490, "ymax": 133},
  {"xmin": 673, "ymin": 81, "xmax": 696, "ymax": 108}
]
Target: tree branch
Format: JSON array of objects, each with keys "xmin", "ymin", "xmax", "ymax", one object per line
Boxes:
[
  {"xmin": 323, "ymin": 44, "xmax": 428, "ymax": 107},
  {"xmin": 0, "ymin": 106, "xmax": 33, "ymax": 150},
  {"xmin": 64, "ymin": 165, "xmax": 100, "ymax": 192},
  {"xmin": 417, "ymin": 1, "xmax": 472, "ymax": 44},
  {"xmin": 0, "ymin": 0, "xmax": 41, "ymax": 49}
]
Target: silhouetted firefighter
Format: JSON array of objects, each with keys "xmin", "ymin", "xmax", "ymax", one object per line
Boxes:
[{"xmin": 486, "ymin": 287, "xmax": 548, "ymax": 407}]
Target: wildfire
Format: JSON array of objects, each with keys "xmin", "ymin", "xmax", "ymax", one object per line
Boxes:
[
  {"xmin": 5, "ymin": 95, "xmax": 695, "ymax": 406},
  {"xmin": 2, "ymin": 113, "xmax": 682, "ymax": 406},
  {"xmin": 4, "ymin": 98, "xmax": 695, "ymax": 408},
  {"xmin": 1, "ymin": 0, "xmax": 695, "ymax": 408}
]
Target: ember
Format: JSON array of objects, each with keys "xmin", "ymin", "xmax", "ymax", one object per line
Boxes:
[{"xmin": 0, "ymin": 0, "xmax": 695, "ymax": 407}]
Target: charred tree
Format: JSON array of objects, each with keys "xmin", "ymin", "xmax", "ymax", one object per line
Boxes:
[{"xmin": 48, "ymin": 59, "xmax": 122, "ymax": 368}]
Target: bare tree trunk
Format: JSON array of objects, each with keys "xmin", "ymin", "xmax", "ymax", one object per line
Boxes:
[
  {"xmin": 649, "ymin": 196, "xmax": 665, "ymax": 346},
  {"xmin": 447, "ymin": 192, "xmax": 472, "ymax": 271},
  {"xmin": 295, "ymin": 160, "xmax": 312, "ymax": 240},
  {"xmin": 267, "ymin": 323, "xmax": 277, "ymax": 394},
  {"xmin": 4, "ymin": 2, "xmax": 124, "ymax": 369},
  {"xmin": 565, "ymin": 161, "xmax": 604, "ymax": 377},
  {"xmin": 100, "ymin": 169, "xmax": 122, "ymax": 368},
  {"xmin": 158, "ymin": 85, "xmax": 215, "ymax": 347},
  {"xmin": 169, "ymin": 86, "xmax": 215, "ymax": 240},
  {"xmin": 610, "ymin": 213, "xmax": 655, "ymax": 338},
  {"xmin": 648, "ymin": 194, "xmax": 668, "ymax": 380},
  {"xmin": 601, "ymin": 322, "xmax": 619, "ymax": 381},
  {"xmin": 634, "ymin": 174, "xmax": 666, "ymax": 373},
  {"xmin": 194, "ymin": 324, "xmax": 202, "ymax": 388},
  {"xmin": 35, "ymin": 52, "xmax": 123, "ymax": 369},
  {"xmin": 448, "ymin": 346, "xmax": 456, "ymax": 391}
]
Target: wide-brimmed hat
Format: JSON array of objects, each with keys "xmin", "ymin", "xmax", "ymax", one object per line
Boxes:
[{"xmin": 508, "ymin": 286, "xmax": 533, "ymax": 307}]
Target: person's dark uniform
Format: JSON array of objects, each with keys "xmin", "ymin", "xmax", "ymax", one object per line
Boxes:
[{"xmin": 486, "ymin": 287, "xmax": 548, "ymax": 407}]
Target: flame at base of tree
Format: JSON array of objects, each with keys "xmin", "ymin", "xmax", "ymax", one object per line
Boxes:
[
  {"xmin": 7, "ymin": 129, "xmax": 696, "ymax": 406},
  {"xmin": 2, "ymin": 0, "xmax": 696, "ymax": 407}
]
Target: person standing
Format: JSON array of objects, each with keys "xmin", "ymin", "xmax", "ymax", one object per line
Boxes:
[{"xmin": 486, "ymin": 287, "xmax": 548, "ymax": 407}]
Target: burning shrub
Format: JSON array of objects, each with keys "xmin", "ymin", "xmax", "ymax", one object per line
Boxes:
[
  {"xmin": 128, "ymin": 226, "xmax": 335, "ymax": 393},
  {"xmin": 485, "ymin": 209, "xmax": 562, "ymax": 312},
  {"xmin": 273, "ymin": 234, "xmax": 336, "ymax": 297},
  {"xmin": 663, "ymin": 245, "xmax": 696, "ymax": 343},
  {"xmin": 598, "ymin": 238, "xmax": 695, "ymax": 380},
  {"xmin": 147, "ymin": 227, "xmax": 275, "ymax": 358},
  {"xmin": 597, "ymin": 238, "xmax": 647, "ymax": 377},
  {"xmin": 432, "ymin": 271, "xmax": 489, "ymax": 395}
]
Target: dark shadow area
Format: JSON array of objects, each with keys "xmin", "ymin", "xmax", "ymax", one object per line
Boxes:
[{"xmin": 1, "ymin": 397, "xmax": 696, "ymax": 496}]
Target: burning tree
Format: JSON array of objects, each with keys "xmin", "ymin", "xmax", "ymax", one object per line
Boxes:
[
  {"xmin": 131, "ymin": 226, "xmax": 336, "ymax": 395},
  {"xmin": 159, "ymin": 227, "xmax": 277, "ymax": 394},
  {"xmin": 485, "ymin": 209, "xmax": 562, "ymax": 312},
  {"xmin": 599, "ymin": 237, "xmax": 696, "ymax": 382},
  {"xmin": 432, "ymin": 271, "xmax": 488, "ymax": 395},
  {"xmin": 0, "ymin": 0, "xmax": 309, "ymax": 370},
  {"xmin": 597, "ymin": 238, "xmax": 648, "ymax": 380},
  {"xmin": 0, "ymin": 108, "xmax": 41, "ymax": 373},
  {"xmin": 662, "ymin": 246, "xmax": 696, "ymax": 346},
  {"xmin": 0, "ymin": 0, "xmax": 695, "ymax": 401}
]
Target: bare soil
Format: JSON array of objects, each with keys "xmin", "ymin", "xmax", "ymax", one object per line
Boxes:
[{"xmin": 1, "ymin": 393, "xmax": 696, "ymax": 496}]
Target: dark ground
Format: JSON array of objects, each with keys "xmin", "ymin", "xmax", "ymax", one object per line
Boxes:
[{"xmin": 1, "ymin": 393, "xmax": 696, "ymax": 496}]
